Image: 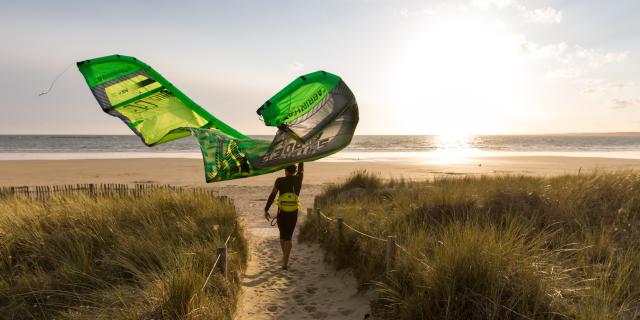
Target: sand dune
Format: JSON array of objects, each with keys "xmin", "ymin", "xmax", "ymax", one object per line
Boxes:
[{"xmin": 3, "ymin": 156, "xmax": 640, "ymax": 319}]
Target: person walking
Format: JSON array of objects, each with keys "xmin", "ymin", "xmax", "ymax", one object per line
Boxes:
[{"xmin": 264, "ymin": 162, "xmax": 303, "ymax": 270}]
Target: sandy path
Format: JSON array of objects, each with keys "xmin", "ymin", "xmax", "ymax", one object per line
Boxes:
[{"xmin": 223, "ymin": 185, "xmax": 372, "ymax": 320}]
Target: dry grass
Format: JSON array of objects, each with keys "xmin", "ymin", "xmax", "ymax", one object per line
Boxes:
[
  {"xmin": 0, "ymin": 189, "xmax": 247, "ymax": 320},
  {"xmin": 300, "ymin": 171, "xmax": 640, "ymax": 319}
]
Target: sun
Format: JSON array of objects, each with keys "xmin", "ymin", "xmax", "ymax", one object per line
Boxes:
[{"xmin": 390, "ymin": 15, "xmax": 526, "ymax": 135}]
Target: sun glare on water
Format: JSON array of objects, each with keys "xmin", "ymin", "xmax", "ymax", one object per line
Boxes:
[
  {"xmin": 429, "ymin": 133, "xmax": 480, "ymax": 164},
  {"xmin": 392, "ymin": 15, "xmax": 526, "ymax": 136}
]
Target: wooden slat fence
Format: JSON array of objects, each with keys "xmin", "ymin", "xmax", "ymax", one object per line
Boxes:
[{"xmin": 0, "ymin": 183, "xmax": 229, "ymax": 201}]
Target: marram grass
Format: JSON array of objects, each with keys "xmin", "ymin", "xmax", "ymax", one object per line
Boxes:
[
  {"xmin": 0, "ymin": 189, "xmax": 247, "ymax": 320},
  {"xmin": 300, "ymin": 171, "xmax": 640, "ymax": 320}
]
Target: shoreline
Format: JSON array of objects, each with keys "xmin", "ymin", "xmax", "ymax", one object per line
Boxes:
[
  {"xmin": 2, "ymin": 150, "xmax": 640, "ymax": 162},
  {"xmin": 2, "ymin": 156, "xmax": 640, "ymax": 187}
]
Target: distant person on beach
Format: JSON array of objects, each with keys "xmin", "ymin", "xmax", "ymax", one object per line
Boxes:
[{"xmin": 264, "ymin": 162, "xmax": 304, "ymax": 270}]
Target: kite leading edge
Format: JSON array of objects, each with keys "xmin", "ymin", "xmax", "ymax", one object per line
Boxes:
[{"xmin": 77, "ymin": 54, "xmax": 359, "ymax": 182}]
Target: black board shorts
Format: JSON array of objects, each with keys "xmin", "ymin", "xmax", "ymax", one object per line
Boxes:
[{"xmin": 277, "ymin": 209, "xmax": 298, "ymax": 240}]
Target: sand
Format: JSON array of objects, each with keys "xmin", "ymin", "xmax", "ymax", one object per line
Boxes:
[
  {"xmin": 230, "ymin": 185, "xmax": 373, "ymax": 319},
  {"xmin": 2, "ymin": 155, "xmax": 640, "ymax": 187},
  {"xmin": 3, "ymin": 155, "xmax": 640, "ymax": 319}
]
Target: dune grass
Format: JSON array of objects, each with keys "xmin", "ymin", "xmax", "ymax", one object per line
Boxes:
[
  {"xmin": 0, "ymin": 189, "xmax": 247, "ymax": 320},
  {"xmin": 300, "ymin": 171, "xmax": 640, "ymax": 319}
]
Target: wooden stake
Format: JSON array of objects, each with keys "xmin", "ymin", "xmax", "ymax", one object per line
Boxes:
[
  {"xmin": 337, "ymin": 218, "xmax": 344, "ymax": 242},
  {"xmin": 217, "ymin": 245, "xmax": 227, "ymax": 277},
  {"xmin": 386, "ymin": 236, "xmax": 397, "ymax": 272}
]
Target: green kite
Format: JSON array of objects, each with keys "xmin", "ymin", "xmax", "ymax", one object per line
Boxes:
[{"xmin": 77, "ymin": 54, "xmax": 359, "ymax": 182}]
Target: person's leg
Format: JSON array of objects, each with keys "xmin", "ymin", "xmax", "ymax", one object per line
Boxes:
[
  {"xmin": 280, "ymin": 239, "xmax": 287, "ymax": 268},
  {"xmin": 276, "ymin": 211, "xmax": 289, "ymax": 268},
  {"xmin": 282, "ymin": 211, "xmax": 298, "ymax": 269},
  {"xmin": 283, "ymin": 240, "xmax": 292, "ymax": 267}
]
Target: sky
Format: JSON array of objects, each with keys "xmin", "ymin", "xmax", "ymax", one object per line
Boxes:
[{"xmin": 0, "ymin": 0, "xmax": 639, "ymax": 135}]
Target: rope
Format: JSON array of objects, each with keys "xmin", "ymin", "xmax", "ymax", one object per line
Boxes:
[
  {"xmin": 38, "ymin": 63, "xmax": 73, "ymax": 96},
  {"xmin": 316, "ymin": 209, "xmax": 433, "ymax": 270},
  {"xmin": 224, "ymin": 222, "xmax": 237, "ymax": 246},
  {"xmin": 395, "ymin": 243, "xmax": 433, "ymax": 270},
  {"xmin": 318, "ymin": 210, "xmax": 335, "ymax": 222},
  {"xmin": 201, "ymin": 254, "xmax": 222, "ymax": 291},
  {"xmin": 342, "ymin": 220, "xmax": 386, "ymax": 242},
  {"xmin": 201, "ymin": 222, "xmax": 236, "ymax": 291}
]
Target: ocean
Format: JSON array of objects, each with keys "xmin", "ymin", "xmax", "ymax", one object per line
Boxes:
[{"xmin": 1, "ymin": 134, "xmax": 639, "ymax": 162}]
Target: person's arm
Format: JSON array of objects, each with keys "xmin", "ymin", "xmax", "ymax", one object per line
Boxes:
[
  {"xmin": 296, "ymin": 162, "xmax": 304, "ymax": 191},
  {"xmin": 264, "ymin": 185, "xmax": 278, "ymax": 220}
]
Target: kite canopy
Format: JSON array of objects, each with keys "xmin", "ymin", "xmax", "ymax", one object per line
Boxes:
[
  {"xmin": 77, "ymin": 54, "xmax": 359, "ymax": 182},
  {"xmin": 77, "ymin": 55, "xmax": 245, "ymax": 146}
]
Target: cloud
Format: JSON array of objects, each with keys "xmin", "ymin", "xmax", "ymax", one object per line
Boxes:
[
  {"xmin": 581, "ymin": 80, "xmax": 636, "ymax": 95},
  {"xmin": 472, "ymin": 0, "xmax": 514, "ymax": 9},
  {"xmin": 520, "ymin": 40, "xmax": 569, "ymax": 60},
  {"xmin": 523, "ymin": 7, "xmax": 562, "ymax": 24},
  {"xmin": 610, "ymin": 98, "xmax": 640, "ymax": 109},
  {"xmin": 574, "ymin": 47, "xmax": 628, "ymax": 68},
  {"xmin": 519, "ymin": 37, "xmax": 628, "ymax": 79},
  {"xmin": 471, "ymin": 0, "xmax": 562, "ymax": 24},
  {"xmin": 395, "ymin": 7, "xmax": 436, "ymax": 18}
]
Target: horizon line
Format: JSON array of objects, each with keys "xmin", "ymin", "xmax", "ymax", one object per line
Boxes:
[{"xmin": 1, "ymin": 132, "xmax": 640, "ymax": 137}]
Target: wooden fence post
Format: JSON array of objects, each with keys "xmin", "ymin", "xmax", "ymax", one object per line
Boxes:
[
  {"xmin": 315, "ymin": 208, "xmax": 320, "ymax": 221},
  {"xmin": 217, "ymin": 245, "xmax": 227, "ymax": 277},
  {"xmin": 386, "ymin": 236, "xmax": 396, "ymax": 271},
  {"xmin": 337, "ymin": 218, "xmax": 344, "ymax": 242}
]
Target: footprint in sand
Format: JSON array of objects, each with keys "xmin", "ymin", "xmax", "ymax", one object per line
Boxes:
[
  {"xmin": 293, "ymin": 294, "xmax": 304, "ymax": 303},
  {"xmin": 339, "ymin": 309, "xmax": 354, "ymax": 316}
]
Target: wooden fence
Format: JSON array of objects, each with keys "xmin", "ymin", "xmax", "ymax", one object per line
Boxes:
[
  {"xmin": 0, "ymin": 183, "xmax": 225, "ymax": 200},
  {"xmin": 309, "ymin": 208, "xmax": 432, "ymax": 271}
]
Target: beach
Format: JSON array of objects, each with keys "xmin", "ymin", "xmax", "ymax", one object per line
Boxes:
[
  {"xmin": 3, "ymin": 155, "xmax": 640, "ymax": 319},
  {"xmin": 2, "ymin": 155, "xmax": 640, "ymax": 187}
]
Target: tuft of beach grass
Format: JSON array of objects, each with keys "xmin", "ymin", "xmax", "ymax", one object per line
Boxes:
[
  {"xmin": 0, "ymin": 189, "xmax": 247, "ymax": 320},
  {"xmin": 300, "ymin": 170, "xmax": 640, "ymax": 319}
]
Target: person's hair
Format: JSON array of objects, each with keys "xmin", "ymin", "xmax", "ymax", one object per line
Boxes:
[{"xmin": 285, "ymin": 165, "xmax": 297, "ymax": 175}]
